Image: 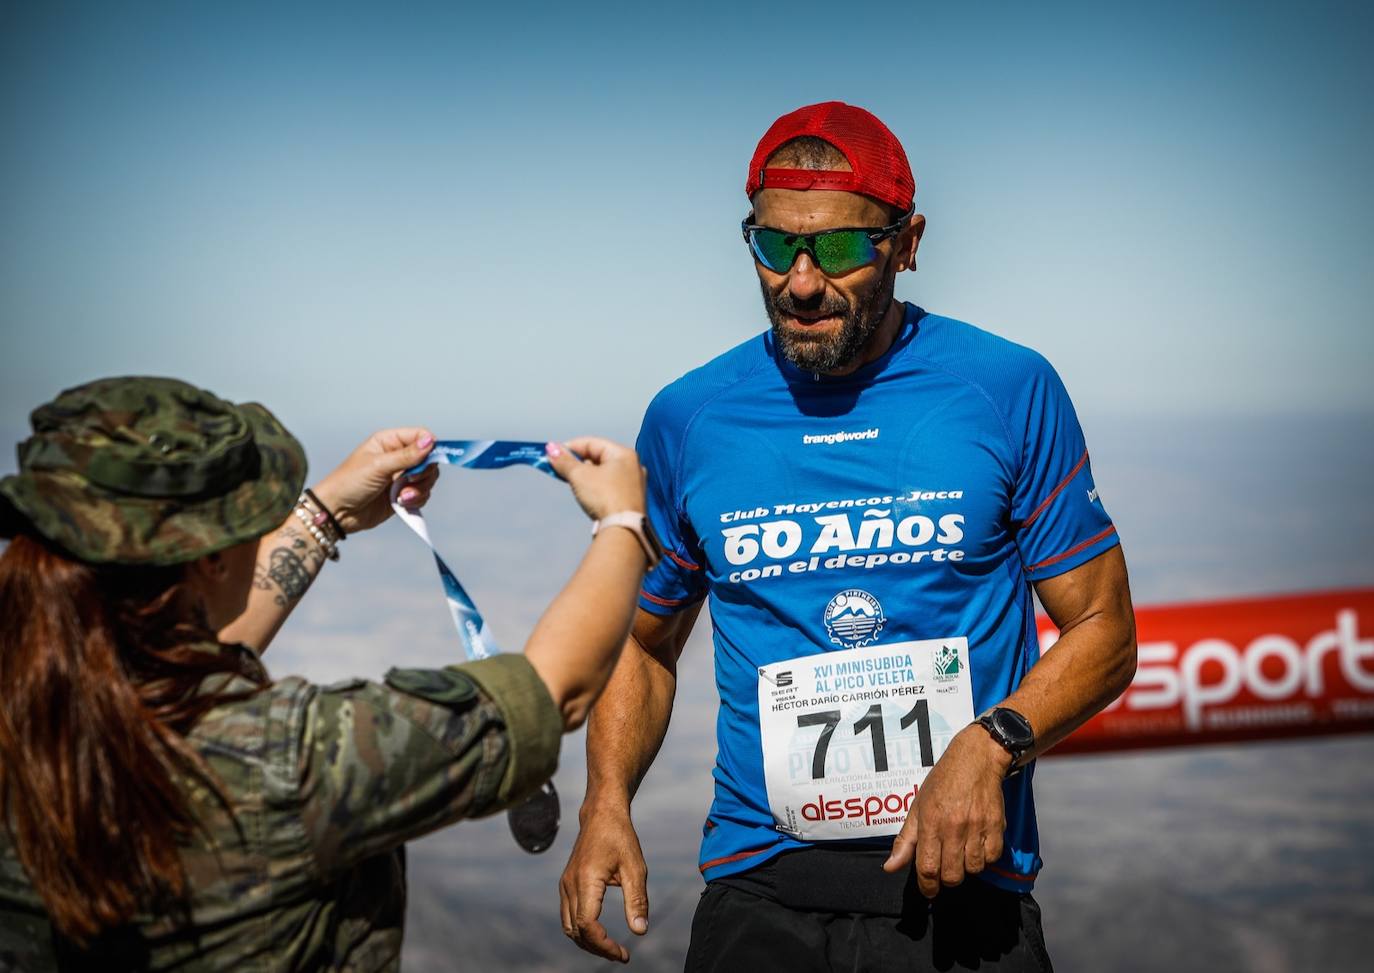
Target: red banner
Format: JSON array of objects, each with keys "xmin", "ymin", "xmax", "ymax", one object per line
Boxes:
[{"xmin": 1040, "ymin": 588, "xmax": 1374, "ymax": 754}]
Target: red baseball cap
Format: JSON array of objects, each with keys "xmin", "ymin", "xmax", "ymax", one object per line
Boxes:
[{"xmin": 745, "ymin": 101, "xmax": 915, "ymax": 212}]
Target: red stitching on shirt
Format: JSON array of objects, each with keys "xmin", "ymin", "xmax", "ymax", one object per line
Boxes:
[
  {"xmin": 667, "ymin": 550, "xmax": 700, "ymax": 571},
  {"xmin": 1021, "ymin": 450, "xmax": 1089, "ymax": 530},
  {"xmin": 699, "ymin": 845, "xmax": 774, "ymax": 873},
  {"xmin": 1024, "ymin": 525, "xmax": 1117, "ymax": 574},
  {"xmin": 985, "ymin": 863, "xmax": 1039, "ymax": 884},
  {"xmin": 641, "ymin": 590, "xmax": 687, "ymax": 607}
]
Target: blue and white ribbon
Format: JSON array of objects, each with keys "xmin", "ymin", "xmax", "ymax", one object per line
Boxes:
[
  {"xmin": 391, "ymin": 438, "xmax": 571, "ymax": 853},
  {"xmin": 391, "ymin": 440, "xmax": 563, "ymax": 660}
]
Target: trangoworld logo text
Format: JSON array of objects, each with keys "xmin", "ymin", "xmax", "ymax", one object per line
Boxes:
[{"xmin": 802, "ymin": 428, "xmax": 879, "ymax": 445}]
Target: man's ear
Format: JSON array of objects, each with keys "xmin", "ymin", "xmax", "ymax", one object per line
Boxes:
[{"xmin": 897, "ymin": 214, "xmax": 926, "ymax": 272}]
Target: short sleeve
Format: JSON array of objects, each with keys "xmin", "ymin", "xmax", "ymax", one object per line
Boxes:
[
  {"xmin": 1010, "ymin": 358, "xmax": 1119, "ymax": 580},
  {"xmin": 296, "ymin": 654, "xmax": 561, "ymax": 873},
  {"xmin": 636, "ymin": 389, "xmax": 708, "ymax": 615}
]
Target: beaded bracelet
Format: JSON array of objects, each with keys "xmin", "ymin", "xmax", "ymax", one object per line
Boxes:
[
  {"xmin": 303, "ymin": 487, "xmax": 347, "ymax": 540},
  {"xmin": 296, "ymin": 491, "xmax": 345, "ymax": 546},
  {"xmin": 293, "ymin": 499, "xmax": 341, "ymax": 561}
]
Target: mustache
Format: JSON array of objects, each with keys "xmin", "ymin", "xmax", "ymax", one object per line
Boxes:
[{"xmin": 770, "ymin": 289, "xmax": 851, "ymax": 320}]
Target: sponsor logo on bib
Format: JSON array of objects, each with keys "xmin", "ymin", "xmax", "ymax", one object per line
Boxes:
[
  {"xmin": 933, "ymin": 643, "xmax": 963, "ymax": 682},
  {"xmin": 824, "ymin": 589, "xmax": 885, "ymax": 648}
]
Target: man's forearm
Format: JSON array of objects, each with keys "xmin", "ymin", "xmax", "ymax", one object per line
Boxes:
[
  {"xmin": 999, "ymin": 548, "xmax": 1137, "ymax": 763},
  {"xmin": 999, "ymin": 608, "xmax": 1136, "ymax": 762},
  {"xmin": 581, "ymin": 633, "xmax": 680, "ymax": 815}
]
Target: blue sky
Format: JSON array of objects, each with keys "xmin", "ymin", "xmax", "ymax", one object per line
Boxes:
[{"xmin": 3, "ymin": 1, "xmax": 1372, "ymax": 447}]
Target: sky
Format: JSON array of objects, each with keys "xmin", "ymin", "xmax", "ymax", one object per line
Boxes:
[
  {"xmin": 2, "ymin": 3, "xmax": 1373, "ymax": 970},
  {"xmin": 2, "ymin": 0, "xmax": 1372, "ymax": 448}
]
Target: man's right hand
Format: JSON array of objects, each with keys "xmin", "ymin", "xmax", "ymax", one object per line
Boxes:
[{"xmin": 560, "ymin": 804, "xmax": 650, "ymax": 963}]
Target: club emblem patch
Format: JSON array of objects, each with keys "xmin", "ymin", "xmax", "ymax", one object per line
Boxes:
[{"xmin": 823, "ymin": 589, "xmax": 885, "ymax": 648}]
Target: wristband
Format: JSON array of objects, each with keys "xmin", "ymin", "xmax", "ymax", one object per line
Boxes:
[
  {"xmin": 592, "ymin": 511, "xmax": 663, "ymax": 569},
  {"xmin": 292, "ymin": 499, "xmax": 340, "ymax": 561},
  {"xmin": 303, "ymin": 487, "xmax": 347, "ymax": 540}
]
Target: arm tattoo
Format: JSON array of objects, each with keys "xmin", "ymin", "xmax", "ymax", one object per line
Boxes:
[
  {"xmin": 266, "ymin": 547, "xmax": 311, "ymax": 607},
  {"xmin": 281, "ymin": 524, "xmax": 327, "ymax": 569},
  {"xmin": 250, "ymin": 526, "xmax": 324, "ymax": 606}
]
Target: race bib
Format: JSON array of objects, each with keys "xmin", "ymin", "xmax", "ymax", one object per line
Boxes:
[{"xmin": 757, "ymin": 638, "xmax": 975, "ymax": 841}]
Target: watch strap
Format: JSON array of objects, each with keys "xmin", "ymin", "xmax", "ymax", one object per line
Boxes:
[
  {"xmin": 592, "ymin": 511, "xmax": 662, "ymax": 568},
  {"xmin": 976, "ymin": 707, "xmax": 1033, "ymax": 777}
]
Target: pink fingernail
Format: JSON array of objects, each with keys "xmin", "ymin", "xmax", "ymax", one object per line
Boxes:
[
  {"xmin": 400, "ymin": 489, "xmax": 418, "ymax": 504},
  {"xmin": 417, "ymin": 433, "xmax": 434, "ymax": 449},
  {"xmin": 545, "ymin": 441, "xmax": 562, "ymax": 458}
]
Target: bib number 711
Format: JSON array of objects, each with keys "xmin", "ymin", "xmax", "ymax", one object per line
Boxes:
[
  {"xmin": 756, "ymin": 638, "xmax": 974, "ymax": 840},
  {"xmin": 797, "ymin": 699, "xmax": 935, "ymax": 778}
]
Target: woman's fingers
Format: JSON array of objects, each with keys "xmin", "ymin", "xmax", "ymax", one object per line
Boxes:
[
  {"xmin": 397, "ymin": 465, "xmax": 440, "ymax": 508},
  {"xmin": 546, "ymin": 438, "xmax": 643, "ymax": 521},
  {"xmin": 368, "ymin": 429, "xmax": 435, "ymax": 479},
  {"xmin": 544, "ymin": 441, "xmax": 583, "ymax": 479},
  {"xmin": 562, "ymin": 436, "xmax": 628, "ymax": 465},
  {"xmin": 314, "ymin": 428, "xmax": 435, "ymax": 533},
  {"xmin": 368, "ymin": 427, "xmax": 435, "ymax": 455}
]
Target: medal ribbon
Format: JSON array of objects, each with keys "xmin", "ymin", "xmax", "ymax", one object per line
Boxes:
[
  {"xmin": 390, "ymin": 440, "xmax": 561, "ymax": 659},
  {"xmin": 389, "ymin": 439, "xmax": 568, "ymax": 854}
]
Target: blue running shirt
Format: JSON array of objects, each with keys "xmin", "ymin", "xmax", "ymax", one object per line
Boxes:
[{"xmin": 636, "ymin": 305, "xmax": 1119, "ymax": 893}]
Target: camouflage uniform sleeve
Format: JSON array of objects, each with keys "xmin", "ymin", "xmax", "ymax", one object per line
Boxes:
[{"xmin": 296, "ymin": 654, "xmax": 562, "ymax": 873}]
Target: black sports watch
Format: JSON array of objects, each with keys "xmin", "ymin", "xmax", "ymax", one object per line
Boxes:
[{"xmin": 976, "ymin": 707, "xmax": 1035, "ymax": 776}]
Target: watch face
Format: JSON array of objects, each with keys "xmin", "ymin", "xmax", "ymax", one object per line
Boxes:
[{"xmin": 993, "ymin": 709, "xmax": 1035, "ymax": 749}]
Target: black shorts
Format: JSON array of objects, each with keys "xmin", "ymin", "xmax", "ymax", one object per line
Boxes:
[{"xmin": 685, "ymin": 848, "xmax": 1053, "ymax": 973}]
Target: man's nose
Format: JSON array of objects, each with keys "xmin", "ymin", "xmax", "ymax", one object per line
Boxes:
[{"xmin": 788, "ymin": 252, "xmax": 826, "ymax": 302}]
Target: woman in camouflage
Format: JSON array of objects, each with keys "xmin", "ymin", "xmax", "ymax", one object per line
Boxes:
[{"xmin": 0, "ymin": 377, "xmax": 651, "ymax": 970}]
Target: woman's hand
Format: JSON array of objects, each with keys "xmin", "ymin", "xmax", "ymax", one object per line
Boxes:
[
  {"xmin": 543, "ymin": 437, "xmax": 645, "ymax": 521},
  {"xmin": 311, "ymin": 428, "xmax": 440, "ymax": 534},
  {"xmin": 524, "ymin": 436, "xmax": 652, "ymax": 735}
]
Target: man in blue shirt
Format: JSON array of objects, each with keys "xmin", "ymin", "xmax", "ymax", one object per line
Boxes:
[{"xmin": 559, "ymin": 101, "xmax": 1136, "ymax": 972}]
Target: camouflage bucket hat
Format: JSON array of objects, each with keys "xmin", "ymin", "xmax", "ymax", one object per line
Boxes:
[{"xmin": 0, "ymin": 377, "xmax": 307, "ymax": 565}]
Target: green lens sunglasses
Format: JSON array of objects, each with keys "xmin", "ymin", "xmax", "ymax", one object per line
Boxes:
[{"xmin": 741, "ymin": 208, "xmax": 913, "ymax": 276}]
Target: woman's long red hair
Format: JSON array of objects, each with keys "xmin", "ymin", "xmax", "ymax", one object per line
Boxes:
[{"xmin": 0, "ymin": 534, "xmax": 265, "ymax": 944}]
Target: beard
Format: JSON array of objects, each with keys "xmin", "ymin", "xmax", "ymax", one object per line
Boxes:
[{"xmin": 761, "ymin": 261, "xmax": 896, "ymax": 373}]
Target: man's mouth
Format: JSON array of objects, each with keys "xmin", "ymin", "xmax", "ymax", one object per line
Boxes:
[{"xmin": 786, "ymin": 312, "xmax": 840, "ymax": 328}]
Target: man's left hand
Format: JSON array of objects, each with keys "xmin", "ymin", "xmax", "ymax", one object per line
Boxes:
[{"xmin": 882, "ymin": 723, "xmax": 1011, "ymax": 897}]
